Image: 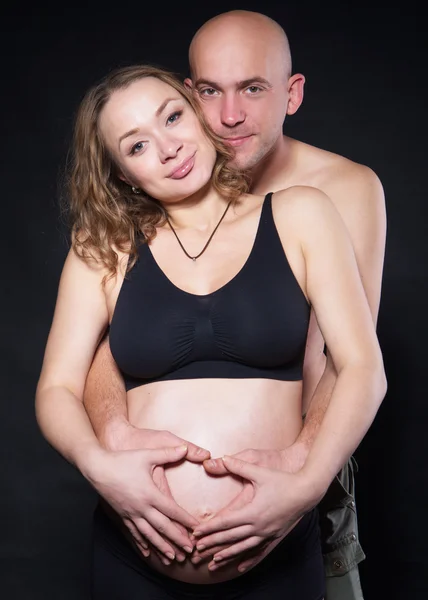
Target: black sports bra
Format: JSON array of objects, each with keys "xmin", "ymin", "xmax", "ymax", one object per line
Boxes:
[{"xmin": 109, "ymin": 193, "xmax": 310, "ymax": 391}]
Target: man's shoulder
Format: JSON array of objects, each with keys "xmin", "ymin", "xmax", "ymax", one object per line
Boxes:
[{"xmin": 290, "ymin": 137, "xmax": 382, "ymax": 201}]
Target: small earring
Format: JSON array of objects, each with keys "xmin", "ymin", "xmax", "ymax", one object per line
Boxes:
[{"xmin": 131, "ymin": 186, "xmax": 141, "ymax": 194}]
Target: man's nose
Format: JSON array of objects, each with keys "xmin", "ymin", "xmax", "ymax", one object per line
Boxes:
[{"xmin": 220, "ymin": 97, "xmax": 245, "ymax": 127}]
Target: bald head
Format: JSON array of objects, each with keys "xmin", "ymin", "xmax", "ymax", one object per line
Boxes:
[
  {"xmin": 189, "ymin": 10, "xmax": 292, "ymax": 80},
  {"xmin": 185, "ymin": 10, "xmax": 304, "ymax": 171}
]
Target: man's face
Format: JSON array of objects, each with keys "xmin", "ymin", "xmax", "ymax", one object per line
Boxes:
[{"xmin": 187, "ymin": 36, "xmax": 289, "ymax": 170}]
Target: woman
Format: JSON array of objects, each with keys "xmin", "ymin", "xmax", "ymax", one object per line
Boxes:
[{"xmin": 36, "ymin": 65, "xmax": 386, "ymax": 599}]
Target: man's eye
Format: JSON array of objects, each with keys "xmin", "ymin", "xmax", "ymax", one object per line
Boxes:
[
  {"xmin": 199, "ymin": 88, "xmax": 218, "ymax": 96},
  {"xmin": 246, "ymin": 86, "xmax": 262, "ymax": 93}
]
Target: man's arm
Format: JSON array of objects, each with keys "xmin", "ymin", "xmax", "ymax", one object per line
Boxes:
[
  {"xmin": 83, "ymin": 334, "xmax": 129, "ymax": 450},
  {"xmin": 83, "ymin": 336, "xmax": 210, "ymax": 460}
]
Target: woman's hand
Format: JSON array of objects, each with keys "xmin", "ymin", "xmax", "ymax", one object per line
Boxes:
[
  {"xmin": 189, "ymin": 444, "xmax": 308, "ymax": 569},
  {"xmin": 96, "ymin": 424, "xmax": 211, "ymax": 563},
  {"xmin": 87, "ymin": 444, "xmax": 201, "ymax": 562},
  {"xmin": 192, "ymin": 455, "xmax": 323, "ymax": 570}
]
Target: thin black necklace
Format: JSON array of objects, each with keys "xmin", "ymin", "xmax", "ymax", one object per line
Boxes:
[{"xmin": 166, "ymin": 201, "xmax": 232, "ymax": 261}]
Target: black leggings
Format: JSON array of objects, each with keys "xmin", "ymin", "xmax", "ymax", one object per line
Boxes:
[{"xmin": 91, "ymin": 505, "xmax": 325, "ymax": 600}]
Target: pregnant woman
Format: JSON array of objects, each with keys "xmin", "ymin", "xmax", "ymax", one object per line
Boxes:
[{"xmin": 36, "ymin": 65, "xmax": 386, "ymax": 599}]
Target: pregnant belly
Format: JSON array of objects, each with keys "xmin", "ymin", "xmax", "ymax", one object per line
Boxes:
[
  {"xmin": 164, "ymin": 459, "xmax": 244, "ymax": 523},
  {"xmin": 127, "ymin": 378, "xmax": 303, "ymax": 583}
]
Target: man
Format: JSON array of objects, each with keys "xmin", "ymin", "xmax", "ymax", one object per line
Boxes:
[{"xmin": 82, "ymin": 10, "xmax": 386, "ymax": 599}]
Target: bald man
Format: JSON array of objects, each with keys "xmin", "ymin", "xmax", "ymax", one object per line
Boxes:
[{"xmin": 82, "ymin": 11, "xmax": 386, "ymax": 600}]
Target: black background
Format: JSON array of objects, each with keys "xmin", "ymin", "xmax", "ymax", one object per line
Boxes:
[{"xmin": 1, "ymin": 1, "xmax": 427, "ymax": 598}]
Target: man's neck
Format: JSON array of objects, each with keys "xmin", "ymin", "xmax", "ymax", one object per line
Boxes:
[{"xmin": 249, "ymin": 135, "xmax": 297, "ymax": 195}]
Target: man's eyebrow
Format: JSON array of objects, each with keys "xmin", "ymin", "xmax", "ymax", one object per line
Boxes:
[
  {"xmin": 194, "ymin": 77, "xmax": 272, "ymax": 90},
  {"xmin": 194, "ymin": 78, "xmax": 223, "ymax": 90},
  {"xmin": 238, "ymin": 77, "xmax": 273, "ymax": 89}
]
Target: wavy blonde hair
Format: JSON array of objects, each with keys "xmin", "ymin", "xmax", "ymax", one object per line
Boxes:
[{"xmin": 67, "ymin": 64, "xmax": 249, "ymax": 281}]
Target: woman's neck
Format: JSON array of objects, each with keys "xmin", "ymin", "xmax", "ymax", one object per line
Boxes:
[{"xmin": 161, "ymin": 184, "xmax": 233, "ymax": 232}]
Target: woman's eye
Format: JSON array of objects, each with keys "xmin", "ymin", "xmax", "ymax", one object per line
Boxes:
[
  {"xmin": 130, "ymin": 141, "xmax": 146, "ymax": 155},
  {"xmin": 167, "ymin": 110, "xmax": 182, "ymax": 125}
]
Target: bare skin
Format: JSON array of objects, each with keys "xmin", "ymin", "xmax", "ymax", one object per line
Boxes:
[{"xmin": 81, "ymin": 10, "xmax": 386, "ymax": 579}]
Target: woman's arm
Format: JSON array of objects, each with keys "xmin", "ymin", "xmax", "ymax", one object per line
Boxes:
[
  {"xmin": 36, "ymin": 249, "xmax": 109, "ymax": 468},
  {"xmin": 296, "ymin": 167, "xmax": 386, "ymax": 461},
  {"xmin": 35, "ymin": 249, "xmax": 200, "ymax": 561},
  {"xmin": 192, "ymin": 186, "xmax": 387, "ymax": 561},
  {"xmin": 294, "ymin": 186, "xmax": 387, "ymax": 486}
]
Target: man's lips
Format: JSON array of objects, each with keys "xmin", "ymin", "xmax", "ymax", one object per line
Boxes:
[
  {"xmin": 168, "ymin": 153, "xmax": 196, "ymax": 179},
  {"xmin": 222, "ymin": 135, "xmax": 253, "ymax": 147}
]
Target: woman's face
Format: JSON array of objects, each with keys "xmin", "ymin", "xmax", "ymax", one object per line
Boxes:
[{"xmin": 99, "ymin": 77, "xmax": 217, "ymax": 203}]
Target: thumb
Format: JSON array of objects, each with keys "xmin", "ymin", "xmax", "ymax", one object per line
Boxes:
[
  {"xmin": 203, "ymin": 457, "xmax": 229, "ymax": 475},
  {"xmin": 149, "ymin": 445, "xmax": 188, "ymax": 466},
  {"xmin": 221, "ymin": 455, "xmax": 263, "ymax": 482}
]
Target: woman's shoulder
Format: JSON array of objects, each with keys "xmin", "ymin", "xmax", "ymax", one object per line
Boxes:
[
  {"xmin": 272, "ymin": 185, "xmax": 339, "ymax": 222},
  {"xmin": 272, "ymin": 185, "xmax": 332, "ymax": 211},
  {"xmin": 65, "ymin": 233, "xmax": 130, "ymax": 286},
  {"xmin": 271, "ymin": 186, "xmax": 344, "ymax": 240}
]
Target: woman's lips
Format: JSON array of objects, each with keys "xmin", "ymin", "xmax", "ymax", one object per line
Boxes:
[{"xmin": 168, "ymin": 154, "xmax": 196, "ymax": 179}]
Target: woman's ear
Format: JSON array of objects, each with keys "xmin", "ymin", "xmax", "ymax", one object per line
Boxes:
[{"xmin": 117, "ymin": 169, "xmax": 130, "ymax": 185}]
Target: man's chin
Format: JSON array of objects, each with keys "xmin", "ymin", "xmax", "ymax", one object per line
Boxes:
[{"xmin": 228, "ymin": 152, "xmax": 255, "ymax": 171}]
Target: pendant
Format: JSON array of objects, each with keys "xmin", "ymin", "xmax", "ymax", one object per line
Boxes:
[{"xmin": 192, "ymin": 257, "xmax": 196, "ymax": 262}]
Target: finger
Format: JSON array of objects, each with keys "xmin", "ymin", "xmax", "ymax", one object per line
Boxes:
[
  {"xmin": 123, "ymin": 519, "xmax": 165, "ymax": 561},
  {"xmin": 191, "ymin": 542, "xmax": 231, "ymax": 562},
  {"xmin": 237, "ymin": 539, "xmax": 276, "ymax": 572},
  {"xmin": 208, "ymin": 536, "xmax": 262, "ymax": 570},
  {"xmin": 220, "ymin": 484, "xmax": 254, "ymax": 512},
  {"xmin": 152, "ymin": 466, "xmax": 170, "ymax": 495},
  {"xmin": 134, "ymin": 540, "xmax": 151, "ymax": 559},
  {"xmin": 221, "ymin": 455, "xmax": 264, "ymax": 481},
  {"xmin": 154, "ymin": 490, "xmax": 200, "ymax": 529},
  {"xmin": 201, "ymin": 538, "xmax": 270, "ymax": 570},
  {"xmin": 151, "ymin": 471, "xmax": 192, "ymax": 546},
  {"xmin": 152, "ymin": 542, "xmax": 187, "ymax": 563},
  {"xmin": 195, "ymin": 525, "xmax": 253, "ymax": 552},
  {"xmin": 146, "ymin": 508, "xmax": 194, "ymax": 553},
  {"xmin": 238, "ymin": 554, "xmax": 266, "ymax": 573},
  {"xmin": 149, "ymin": 445, "xmax": 188, "ymax": 467},
  {"xmin": 193, "ymin": 505, "xmax": 253, "ymax": 537},
  {"xmin": 182, "ymin": 442, "xmax": 211, "ymax": 463},
  {"xmin": 202, "ymin": 458, "xmax": 229, "ymax": 475},
  {"xmin": 134, "ymin": 518, "xmax": 179, "ymax": 561},
  {"xmin": 208, "ymin": 548, "xmax": 265, "ymax": 572},
  {"xmin": 123, "ymin": 517, "xmax": 149, "ymax": 550}
]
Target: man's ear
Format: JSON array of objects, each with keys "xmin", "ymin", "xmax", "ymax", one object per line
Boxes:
[
  {"xmin": 286, "ymin": 73, "xmax": 305, "ymax": 115},
  {"xmin": 184, "ymin": 77, "xmax": 194, "ymax": 91}
]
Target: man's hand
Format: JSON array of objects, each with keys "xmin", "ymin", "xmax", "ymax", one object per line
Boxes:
[
  {"xmin": 87, "ymin": 445, "xmax": 203, "ymax": 563},
  {"xmin": 192, "ymin": 455, "xmax": 323, "ymax": 570},
  {"xmin": 102, "ymin": 419, "xmax": 211, "ymax": 461},
  {"xmin": 203, "ymin": 443, "xmax": 308, "ymax": 477},
  {"xmin": 189, "ymin": 444, "xmax": 308, "ymax": 570}
]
